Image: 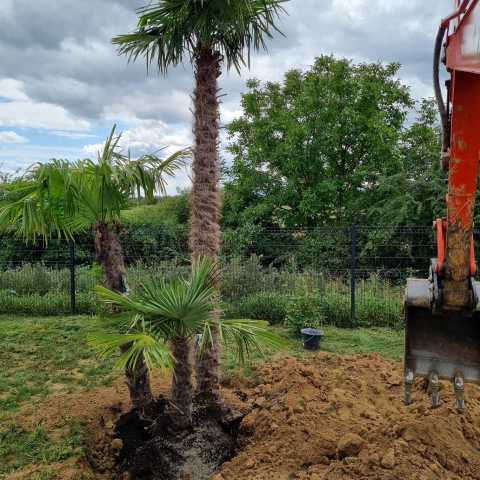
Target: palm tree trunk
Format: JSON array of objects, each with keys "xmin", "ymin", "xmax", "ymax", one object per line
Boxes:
[
  {"xmin": 190, "ymin": 48, "xmax": 223, "ymax": 405},
  {"xmin": 171, "ymin": 337, "xmax": 193, "ymax": 428},
  {"xmin": 94, "ymin": 222, "xmax": 154, "ymax": 410}
]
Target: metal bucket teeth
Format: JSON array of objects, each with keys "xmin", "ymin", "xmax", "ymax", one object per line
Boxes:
[
  {"xmin": 404, "ymin": 370, "xmax": 414, "ymax": 405},
  {"xmin": 404, "ymin": 303, "xmax": 480, "ymax": 410},
  {"xmin": 430, "ymin": 372, "xmax": 441, "ymax": 408},
  {"xmin": 454, "ymin": 374, "xmax": 466, "ymax": 411}
]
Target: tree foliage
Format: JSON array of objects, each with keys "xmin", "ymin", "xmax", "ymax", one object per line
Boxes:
[
  {"xmin": 224, "ymin": 56, "xmax": 418, "ymax": 230},
  {"xmin": 369, "ymin": 98, "xmax": 446, "ymax": 227}
]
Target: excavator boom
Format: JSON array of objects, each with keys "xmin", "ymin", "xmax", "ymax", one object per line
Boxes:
[{"xmin": 405, "ymin": 0, "xmax": 480, "ymax": 409}]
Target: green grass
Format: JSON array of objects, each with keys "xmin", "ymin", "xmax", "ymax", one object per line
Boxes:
[
  {"xmin": 321, "ymin": 326, "xmax": 403, "ymax": 360},
  {"xmin": 0, "ymin": 422, "xmax": 84, "ymax": 477},
  {"xmin": 0, "ymin": 315, "xmax": 116, "ymax": 416}
]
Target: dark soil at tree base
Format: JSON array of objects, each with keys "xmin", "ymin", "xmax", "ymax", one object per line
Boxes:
[{"xmin": 114, "ymin": 398, "xmax": 243, "ymax": 480}]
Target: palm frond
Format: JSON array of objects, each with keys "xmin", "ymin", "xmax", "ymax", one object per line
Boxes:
[
  {"xmin": 96, "ymin": 257, "xmax": 218, "ymax": 340},
  {"xmin": 88, "ymin": 329, "xmax": 173, "ymax": 371},
  {"xmin": 204, "ymin": 318, "xmax": 287, "ymax": 364},
  {"xmin": 0, "ymin": 160, "xmax": 80, "ymax": 243},
  {"xmin": 112, "ymin": 0, "xmax": 288, "ymax": 74}
]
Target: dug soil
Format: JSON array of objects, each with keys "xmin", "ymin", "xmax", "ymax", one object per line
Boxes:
[
  {"xmin": 9, "ymin": 353, "xmax": 480, "ymax": 479},
  {"xmin": 217, "ymin": 353, "xmax": 480, "ymax": 480}
]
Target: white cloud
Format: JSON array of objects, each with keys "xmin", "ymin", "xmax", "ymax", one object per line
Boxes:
[
  {"xmin": 0, "ymin": 1, "xmax": 15, "ymax": 21},
  {"xmin": 83, "ymin": 120, "xmax": 192, "ymax": 158},
  {"xmin": 0, "ymin": 99, "xmax": 90, "ymax": 131},
  {"xmin": 0, "ymin": 78, "xmax": 29, "ymax": 101},
  {"xmin": 51, "ymin": 130, "xmax": 97, "ymax": 139},
  {"xmin": 0, "ymin": 77, "xmax": 90, "ymax": 132},
  {"xmin": 0, "ymin": 131, "xmax": 29, "ymax": 144}
]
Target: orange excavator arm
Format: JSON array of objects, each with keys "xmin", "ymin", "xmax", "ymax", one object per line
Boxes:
[
  {"xmin": 437, "ymin": 0, "xmax": 480, "ymax": 310},
  {"xmin": 404, "ymin": 0, "xmax": 480, "ymax": 410}
]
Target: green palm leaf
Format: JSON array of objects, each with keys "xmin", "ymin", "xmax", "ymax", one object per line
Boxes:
[
  {"xmin": 95, "ymin": 257, "xmax": 218, "ymax": 339},
  {"xmin": 96, "ymin": 257, "xmax": 286, "ymax": 366},
  {"xmin": 202, "ymin": 318, "xmax": 288, "ymax": 364},
  {"xmin": 113, "ymin": 0, "xmax": 288, "ymax": 74},
  {"xmin": 88, "ymin": 327, "xmax": 173, "ymax": 371}
]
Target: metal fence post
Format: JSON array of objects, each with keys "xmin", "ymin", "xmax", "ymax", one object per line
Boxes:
[
  {"xmin": 350, "ymin": 224, "xmax": 357, "ymax": 326},
  {"xmin": 69, "ymin": 240, "xmax": 76, "ymax": 315}
]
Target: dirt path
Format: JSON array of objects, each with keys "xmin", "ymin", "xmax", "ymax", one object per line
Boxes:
[{"xmin": 7, "ymin": 353, "xmax": 480, "ymax": 479}]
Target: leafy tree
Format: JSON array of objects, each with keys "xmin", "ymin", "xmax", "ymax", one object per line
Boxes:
[
  {"xmin": 360, "ymin": 99, "xmax": 446, "ymax": 271},
  {"xmin": 0, "ymin": 126, "xmax": 188, "ymax": 409},
  {"xmin": 113, "ymin": 0, "xmax": 288, "ymax": 407},
  {"xmin": 224, "ymin": 56, "xmax": 414, "ymax": 230},
  {"xmin": 91, "ymin": 258, "xmax": 283, "ymax": 427},
  {"xmin": 370, "ymin": 98, "xmax": 445, "ymax": 227}
]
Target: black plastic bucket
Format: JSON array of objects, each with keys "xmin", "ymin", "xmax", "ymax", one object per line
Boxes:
[{"xmin": 301, "ymin": 328, "xmax": 324, "ymax": 351}]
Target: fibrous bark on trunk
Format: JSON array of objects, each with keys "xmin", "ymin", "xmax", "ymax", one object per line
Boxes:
[
  {"xmin": 171, "ymin": 337, "xmax": 194, "ymax": 428},
  {"xmin": 190, "ymin": 48, "xmax": 223, "ymax": 405},
  {"xmin": 94, "ymin": 222, "xmax": 154, "ymax": 410}
]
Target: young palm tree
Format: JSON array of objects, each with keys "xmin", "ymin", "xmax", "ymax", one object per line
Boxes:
[
  {"xmin": 91, "ymin": 258, "xmax": 284, "ymax": 427},
  {"xmin": 113, "ymin": 0, "xmax": 288, "ymax": 405},
  {"xmin": 0, "ymin": 126, "xmax": 189, "ymax": 409}
]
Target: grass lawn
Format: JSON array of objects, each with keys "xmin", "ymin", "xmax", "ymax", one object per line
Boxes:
[{"xmin": 0, "ymin": 314, "xmax": 404, "ymax": 479}]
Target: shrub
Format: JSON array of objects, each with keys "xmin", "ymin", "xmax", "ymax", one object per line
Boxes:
[
  {"xmin": 319, "ymin": 291, "xmax": 351, "ymax": 327},
  {"xmin": 286, "ymin": 295, "xmax": 325, "ymax": 335},
  {"xmin": 225, "ymin": 292, "xmax": 289, "ymax": 324},
  {"xmin": 0, "ymin": 290, "xmax": 96, "ymax": 316}
]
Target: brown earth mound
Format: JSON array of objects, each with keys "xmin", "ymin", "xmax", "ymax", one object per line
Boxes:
[{"xmin": 217, "ymin": 353, "xmax": 480, "ymax": 480}]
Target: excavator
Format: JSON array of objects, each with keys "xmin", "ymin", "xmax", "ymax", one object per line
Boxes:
[{"xmin": 405, "ymin": 0, "xmax": 480, "ymax": 410}]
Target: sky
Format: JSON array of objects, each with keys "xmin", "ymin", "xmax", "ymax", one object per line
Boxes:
[{"xmin": 0, "ymin": 0, "xmax": 453, "ymax": 193}]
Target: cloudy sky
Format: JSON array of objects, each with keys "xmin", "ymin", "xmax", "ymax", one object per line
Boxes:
[{"xmin": 0, "ymin": 0, "xmax": 452, "ymax": 192}]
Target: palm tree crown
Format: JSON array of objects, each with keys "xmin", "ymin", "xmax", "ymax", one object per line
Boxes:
[
  {"xmin": 92, "ymin": 257, "xmax": 284, "ymax": 371},
  {"xmin": 0, "ymin": 125, "xmax": 189, "ymax": 241},
  {"xmin": 112, "ymin": 0, "xmax": 287, "ymax": 72}
]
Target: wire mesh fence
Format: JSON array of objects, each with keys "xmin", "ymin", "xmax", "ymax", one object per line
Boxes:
[{"xmin": 0, "ymin": 225, "xmax": 449, "ymax": 327}]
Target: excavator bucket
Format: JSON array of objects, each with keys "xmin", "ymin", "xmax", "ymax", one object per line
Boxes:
[{"xmin": 404, "ymin": 277, "xmax": 480, "ymax": 409}]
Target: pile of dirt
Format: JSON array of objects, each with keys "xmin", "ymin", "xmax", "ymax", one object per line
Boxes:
[{"xmin": 215, "ymin": 353, "xmax": 480, "ymax": 480}]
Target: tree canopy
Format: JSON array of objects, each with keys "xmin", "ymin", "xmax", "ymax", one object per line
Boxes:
[{"xmin": 223, "ymin": 56, "xmax": 442, "ymax": 235}]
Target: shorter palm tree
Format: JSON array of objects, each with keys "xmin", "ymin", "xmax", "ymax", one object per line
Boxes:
[{"xmin": 90, "ymin": 258, "xmax": 284, "ymax": 427}]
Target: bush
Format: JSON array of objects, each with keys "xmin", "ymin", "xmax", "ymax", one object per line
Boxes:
[
  {"xmin": 0, "ymin": 290, "xmax": 96, "ymax": 316},
  {"xmin": 285, "ymin": 295, "xmax": 325, "ymax": 335},
  {"xmin": 225, "ymin": 292, "xmax": 289, "ymax": 324},
  {"xmin": 319, "ymin": 291, "xmax": 351, "ymax": 327}
]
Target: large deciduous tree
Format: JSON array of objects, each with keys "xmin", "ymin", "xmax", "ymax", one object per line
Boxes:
[
  {"xmin": 113, "ymin": 0, "xmax": 288, "ymax": 407},
  {"xmin": 224, "ymin": 56, "xmax": 414, "ymax": 230}
]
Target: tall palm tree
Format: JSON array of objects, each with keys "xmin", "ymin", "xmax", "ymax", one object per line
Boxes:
[
  {"xmin": 0, "ymin": 125, "xmax": 189, "ymax": 409},
  {"xmin": 91, "ymin": 257, "xmax": 284, "ymax": 427},
  {"xmin": 113, "ymin": 0, "xmax": 288, "ymax": 406}
]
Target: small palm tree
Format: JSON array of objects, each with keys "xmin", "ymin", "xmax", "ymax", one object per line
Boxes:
[
  {"xmin": 0, "ymin": 125, "xmax": 189, "ymax": 409},
  {"xmin": 90, "ymin": 258, "xmax": 284, "ymax": 427},
  {"xmin": 113, "ymin": 0, "xmax": 288, "ymax": 406}
]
